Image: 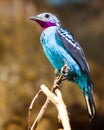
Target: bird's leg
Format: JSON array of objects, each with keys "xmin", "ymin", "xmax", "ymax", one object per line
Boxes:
[
  {"xmin": 53, "ymin": 64, "xmax": 69, "ymax": 91},
  {"xmin": 53, "ymin": 69, "xmax": 62, "ymax": 90},
  {"xmin": 61, "ymin": 63, "xmax": 70, "ymax": 80}
]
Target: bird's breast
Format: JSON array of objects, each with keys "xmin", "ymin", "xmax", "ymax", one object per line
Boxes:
[{"xmin": 40, "ymin": 27, "xmax": 64, "ymax": 69}]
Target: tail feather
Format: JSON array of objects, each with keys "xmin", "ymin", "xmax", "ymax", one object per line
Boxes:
[{"xmin": 84, "ymin": 90, "xmax": 96, "ymax": 120}]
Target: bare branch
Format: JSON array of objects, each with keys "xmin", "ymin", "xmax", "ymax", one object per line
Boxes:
[{"xmin": 28, "ymin": 64, "xmax": 72, "ymax": 130}]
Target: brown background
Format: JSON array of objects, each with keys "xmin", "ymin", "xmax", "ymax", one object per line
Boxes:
[{"xmin": 0, "ymin": 0, "xmax": 104, "ymax": 130}]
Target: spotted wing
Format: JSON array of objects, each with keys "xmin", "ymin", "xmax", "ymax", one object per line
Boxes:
[{"xmin": 56, "ymin": 27, "xmax": 90, "ymax": 75}]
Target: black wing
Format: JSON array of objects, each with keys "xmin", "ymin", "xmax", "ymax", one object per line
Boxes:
[{"xmin": 56, "ymin": 27, "xmax": 90, "ymax": 75}]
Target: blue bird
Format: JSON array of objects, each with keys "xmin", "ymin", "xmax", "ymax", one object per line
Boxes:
[{"xmin": 29, "ymin": 12, "xmax": 95, "ymax": 119}]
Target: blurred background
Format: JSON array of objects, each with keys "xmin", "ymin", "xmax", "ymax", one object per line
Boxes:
[{"xmin": 0, "ymin": 0, "xmax": 104, "ymax": 130}]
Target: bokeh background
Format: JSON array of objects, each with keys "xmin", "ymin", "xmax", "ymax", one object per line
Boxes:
[{"xmin": 0, "ymin": 0, "xmax": 104, "ymax": 130}]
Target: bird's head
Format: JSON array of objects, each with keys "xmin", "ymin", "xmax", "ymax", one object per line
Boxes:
[{"xmin": 29, "ymin": 12, "xmax": 60, "ymax": 30}]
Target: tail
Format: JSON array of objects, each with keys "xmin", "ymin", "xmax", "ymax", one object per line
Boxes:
[{"xmin": 84, "ymin": 89, "xmax": 96, "ymax": 120}]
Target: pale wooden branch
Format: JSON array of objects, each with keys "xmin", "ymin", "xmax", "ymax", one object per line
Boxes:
[
  {"xmin": 41, "ymin": 84, "xmax": 71, "ymax": 130},
  {"xmin": 28, "ymin": 64, "xmax": 72, "ymax": 130}
]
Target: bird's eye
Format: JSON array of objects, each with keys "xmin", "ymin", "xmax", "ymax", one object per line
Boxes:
[{"xmin": 45, "ymin": 14, "xmax": 50, "ymax": 18}]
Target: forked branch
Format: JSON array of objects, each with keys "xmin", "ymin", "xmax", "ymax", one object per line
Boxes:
[{"xmin": 28, "ymin": 64, "xmax": 72, "ymax": 130}]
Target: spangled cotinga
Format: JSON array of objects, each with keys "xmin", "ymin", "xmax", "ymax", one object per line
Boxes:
[{"xmin": 29, "ymin": 12, "xmax": 95, "ymax": 119}]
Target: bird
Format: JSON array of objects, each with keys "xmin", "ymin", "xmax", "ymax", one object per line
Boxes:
[{"xmin": 29, "ymin": 12, "xmax": 95, "ymax": 119}]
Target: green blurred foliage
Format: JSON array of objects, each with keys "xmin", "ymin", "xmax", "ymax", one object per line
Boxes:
[{"xmin": 0, "ymin": 0, "xmax": 104, "ymax": 130}]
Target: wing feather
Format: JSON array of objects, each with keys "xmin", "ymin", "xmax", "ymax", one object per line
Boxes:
[{"xmin": 56, "ymin": 27, "xmax": 90, "ymax": 75}]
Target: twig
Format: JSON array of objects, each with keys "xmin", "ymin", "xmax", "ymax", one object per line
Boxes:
[
  {"xmin": 30, "ymin": 98, "xmax": 50, "ymax": 130},
  {"xmin": 28, "ymin": 90, "xmax": 42, "ymax": 130}
]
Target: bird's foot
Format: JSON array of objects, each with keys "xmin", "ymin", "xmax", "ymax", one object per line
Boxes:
[
  {"xmin": 61, "ymin": 64, "xmax": 70, "ymax": 78},
  {"xmin": 53, "ymin": 64, "xmax": 69, "ymax": 90}
]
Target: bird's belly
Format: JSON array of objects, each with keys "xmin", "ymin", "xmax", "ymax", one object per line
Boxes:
[
  {"xmin": 42, "ymin": 40, "xmax": 81, "ymax": 76},
  {"xmin": 44, "ymin": 46, "xmax": 64, "ymax": 69}
]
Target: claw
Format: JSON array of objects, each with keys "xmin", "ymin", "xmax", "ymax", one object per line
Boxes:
[{"xmin": 61, "ymin": 64, "xmax": 70, "ymax": 76}]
